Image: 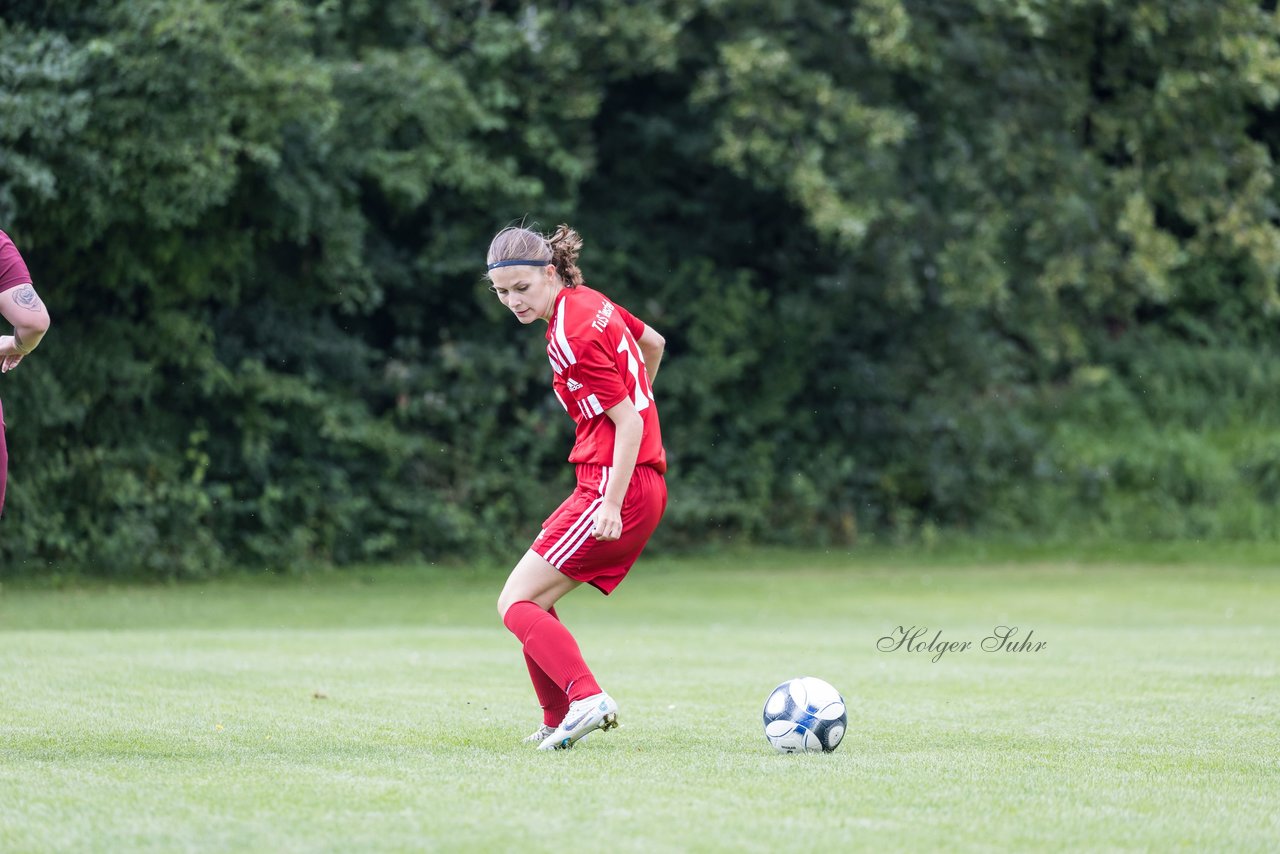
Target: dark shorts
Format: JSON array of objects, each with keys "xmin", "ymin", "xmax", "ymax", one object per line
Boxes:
[{"xmin": 532, "ymin": 463, "xmax": 667, "ymax": 595}]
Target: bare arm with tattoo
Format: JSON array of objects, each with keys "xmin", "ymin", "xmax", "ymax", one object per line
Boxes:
[{"xmin": 0, "ymin": 283, "xmax": 52, "ymax": 373}]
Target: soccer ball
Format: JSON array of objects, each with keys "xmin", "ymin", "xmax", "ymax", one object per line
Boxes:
[{"xmin": 762, "ymin": 676, "xmax": 847, "ymax": 753}]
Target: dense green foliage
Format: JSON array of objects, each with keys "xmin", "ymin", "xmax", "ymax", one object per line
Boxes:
[{"xmin": 2, "ymin": 1, "xmax": 1279, "ymax": 577}]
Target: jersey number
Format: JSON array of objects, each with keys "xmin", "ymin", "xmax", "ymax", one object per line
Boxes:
[{"xmin": 618, "ymin": 335, "xmax": 652, "ymax": 412}]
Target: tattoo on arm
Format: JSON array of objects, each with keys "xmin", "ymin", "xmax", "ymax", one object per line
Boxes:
[{"xmin": 14, "ymin": 285, "xmax": 42, "ymax": 312}]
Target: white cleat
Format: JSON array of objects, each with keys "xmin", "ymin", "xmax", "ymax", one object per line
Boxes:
[
  {"xmin": 523, "ymin": 722, "xmax": 591, "ymax": 748},
  {"xmin": 522, "ymin": 724, "xmax": 557, "ymax": 745},
  {"xmin": 537, "ymin": 692, "xmax": 619, "ymax": 751}
]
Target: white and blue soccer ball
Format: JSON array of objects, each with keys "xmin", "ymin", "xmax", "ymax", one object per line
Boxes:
[{"xmin": 762, "ymin": 676, "xmax": 847, "ymax": 753}]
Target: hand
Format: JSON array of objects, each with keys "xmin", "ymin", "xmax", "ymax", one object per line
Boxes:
[
  {"xmin": 592, "ymin": 502, "xmax": 623, "ymax": 541},
  {"xmin": 0, "ymin": 336, "xmax": 24, "ymax": 373}
]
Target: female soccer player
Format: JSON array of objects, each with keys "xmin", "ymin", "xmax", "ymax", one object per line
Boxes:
[
  {"xmin": 0, "ymin": 229, "xmax": 53, "ymax": 517},
  {"xmin": 486, "ymin": 223, "xmax": 667, "ymax": 750}
]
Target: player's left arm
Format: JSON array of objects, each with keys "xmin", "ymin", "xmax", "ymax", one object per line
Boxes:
[
  {"xmin": 0, "ymin": 283, "xmax": 52, "ymax": 373},
  {"xmin": 636, "ymin": 324, "xmax": 665, "ymax": 385},
  {"xmin": 616, "ymin": 302, "xmax": 664, "ymax": 386},
  {"xmin": 593, "ymin": 397, "xmax": 643, "ymax": 542}
]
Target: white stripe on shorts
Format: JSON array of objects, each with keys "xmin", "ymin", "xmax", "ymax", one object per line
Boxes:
[
  {"xmin": 548, "ymin": 513, "xmax": 601, "ymax": 568},
  {"xmin": 545, "ymin": 497, "xmax": 602, "ymax": 567}
]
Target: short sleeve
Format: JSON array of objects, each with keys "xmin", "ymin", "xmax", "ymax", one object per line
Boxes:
[
  {"xmin": 563, "ymin": 335, "xmax": 629, "ymax": 417},
  {"xmin": 0, "ymin": 233, "xmax": 32, "ymax": 294}
]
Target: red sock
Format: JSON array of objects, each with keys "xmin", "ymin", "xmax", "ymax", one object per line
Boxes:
[
  {"xmin": 523, "ymin": 606, "xmax": 570, "ymax": 726},
  {"xmin": 503, "ymin": 601, "xmax": 602, "ymax": 703}
]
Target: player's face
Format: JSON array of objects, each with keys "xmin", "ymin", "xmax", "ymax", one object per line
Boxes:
[{"xmin": 488, "ymin": 264, "xmax": 559, "ymax": 324}]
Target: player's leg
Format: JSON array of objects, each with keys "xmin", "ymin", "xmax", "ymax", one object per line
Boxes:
[
  {"xmin": 524, "ymin": 471, "xmax": 666, "ymax": 748},
  {"xmin": 497, "ymin": 548, "xmax": 580, "ymax": 616},
  {"xmin": 498, "ymin": 550, "xmax": 582, "ymax": 724},
  {"xmin": 498, "ymin": 550, "xmax": 600, "ymax": 701},
  {"xmin": 521, "ymin": 605, "xmax": 571, "ymax": 736},
  {"xmin": 504, "ymin": 568, "xmax": 570, "ymax": 742},
  {"xmin": 498, "ymin": 550, "xmax": 616, "ymax": 749}
]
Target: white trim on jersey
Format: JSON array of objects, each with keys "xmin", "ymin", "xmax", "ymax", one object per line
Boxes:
[
  {"xmin": 545, "ymin": 497, "xmax": 602, "ymax": 567},
  {"xmin": 548, "ymin": 349, "xmax": 567, "ymax": 374},
  {"xmin": 553, "ymin": 311, "xmax": 577, "ymax": 366},
  {"xmin": 552, "ymin": 388, "xmax": 570, "ymax": 412},
  {"xmin": 598, "ymin": 466, "xmax": 611, "ymax": 496},
  {"xmin": 576, "ymin": 393, "xmax": 605, "ymax": 420}
]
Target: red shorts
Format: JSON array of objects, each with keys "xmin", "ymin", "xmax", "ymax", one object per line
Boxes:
[{"xmin": 532, "ymin": 463, "xmax": 667, "ymax": 594}]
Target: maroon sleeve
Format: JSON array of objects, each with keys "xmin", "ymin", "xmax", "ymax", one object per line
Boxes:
[{"xmin": 0, "ymin": 231, "xmax": 32, "ymax": 294}]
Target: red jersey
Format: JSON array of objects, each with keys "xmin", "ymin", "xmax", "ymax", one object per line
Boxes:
[
  {"xmin": 0, "ymin": 230, "xmax": 32, "ymax": 293},
  {"xmin": 545, "ymin": 285, "xmax": 666, "ymax": 474}
]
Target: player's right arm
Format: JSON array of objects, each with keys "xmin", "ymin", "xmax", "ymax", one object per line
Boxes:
[
  {"xmin": 0, "ymin": 283, "xmax": 52, "ymax": 373},
  {"xmin": 636, "ymin": 324, "xmax": 664, "ymax": 385}
]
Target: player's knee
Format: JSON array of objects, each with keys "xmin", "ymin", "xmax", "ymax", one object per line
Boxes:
[{"xmin": 496, "ymin": 591, "xmax": 516, "ymax": 621}]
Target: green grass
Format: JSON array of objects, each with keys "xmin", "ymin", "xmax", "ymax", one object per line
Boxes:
[{"xmin": 2, "ymin": 548, "xmax": 1277, "ymax": 852}]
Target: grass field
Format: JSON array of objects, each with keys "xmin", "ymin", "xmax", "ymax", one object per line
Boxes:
[{"xmin": 2, "ymin": 547, "xmax": 1277, "ymax": 852}]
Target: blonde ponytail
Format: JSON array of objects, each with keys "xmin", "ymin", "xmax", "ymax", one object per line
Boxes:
[{"xmin": 548, "ymin": 224, "xmax": 584, "ymax": 288}]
